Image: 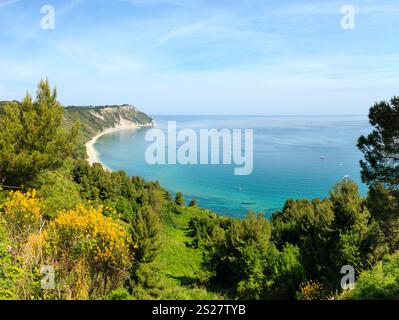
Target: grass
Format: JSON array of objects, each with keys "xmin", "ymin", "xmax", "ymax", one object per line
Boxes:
[{"xmin": 145, "ymin": 206, "xmax": 224, "ymax": 300}]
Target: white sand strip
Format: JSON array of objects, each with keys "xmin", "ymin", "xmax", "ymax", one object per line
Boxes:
[{"xmin": 85, "ymin": 119, "xmax": 152, "ymax": 166}]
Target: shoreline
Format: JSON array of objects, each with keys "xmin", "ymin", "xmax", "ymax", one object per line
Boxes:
[{"xmin": 85, "ymin": 119, "xmax": 153, "ymax": 168}]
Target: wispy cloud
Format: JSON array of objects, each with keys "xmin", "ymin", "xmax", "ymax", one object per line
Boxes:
[
  {"xmin": 0, "ymin": 0, "xmax": 20, "ymax": 8},
  {"xmin": 0, "ymin": 0, "xmax": 398, "ymax": 114},
  {"xmin": 152, "ymin": 21, "xmax": 205, "ymax": 48},
  {"xmin": 54, "ymin": 40, "xmax": 147, "ymax": 74}
]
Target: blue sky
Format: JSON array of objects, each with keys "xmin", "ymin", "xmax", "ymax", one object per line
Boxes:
[{"xmin": 0, "ymin": 0, "xmax": 398, "ymax": 115}]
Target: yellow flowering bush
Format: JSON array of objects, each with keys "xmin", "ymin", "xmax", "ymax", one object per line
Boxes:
[
  {"xmin": 0, "ymin": 191, "xmax": 132, "ymax": 299},
  {"xmin": 296, "ymin": 280, "xmax": 326, "ymax": 300},
  {"xmin": 0, "ymin": 190, "xmax": 43, "ymax": 247},
  {"xmin": 45, "ymin": 204, "xmax": 131, "ymax": 299},
  {"xmin": 47, "ymin": 204, "xmax": 130, "ymax": 267}
]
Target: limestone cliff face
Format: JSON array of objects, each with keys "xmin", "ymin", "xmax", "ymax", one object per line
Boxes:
[
  {"xmin": 87, "ymin": 104, "xmax": 153, "ymax": 127},
  {"xmin": 63, "ymin": 104, "xmax": 154, "ymax": 140}
]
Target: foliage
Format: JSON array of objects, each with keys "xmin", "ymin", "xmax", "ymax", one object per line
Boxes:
[
  {"xmin": 189, "ymin": 198, "xmax": 198, "ymax": 207},
  {"xmin": 0, "ymin": 79, "xmax": 78, "ymax": 187},
  {"xmin": 175, "ymin": 192, "xmax": 185, "ymax": 206},
  {"xmin": 271, "ymin": 180, "xmax": 374, "ymax": 287},
  {"xmin": 0, "ymin": 234, "xmax": 41, "ymax": 300},
  {"xmin": 197, "ymin": 211, "xmax": 307, "ymax": 299},
  {"xmin": 263, "ymin": 244, "xmax": 305, "ymax": 299},
  {"xmin": 342, "ymin": 253, "xmax": 399, "ymax": 300},
  {"xmin": 2, "ymin": 83, "xmax": 399, "ymax": 301},
  {"xmin": 203, "ymin": 212, "xmax": 272, "ymax": 298},
  {"xmin": 72, "ymin": 160, "xmax": 169, "ymax": 221},
  {"xmin": 0, "ymin": 221, "xmax": 22, "ymax": 299},
  {"xmin": 130, "ymin": 207, "xmax": 223, "ymax": 300},
  {"xmin": 366, "ymin": 183, "xmax": 399, "ymax": 253},
  {"xmin": 0, "ymin": 194, "xmax": 45, "ymax": 300},
  {"xmin": 271, "ymin": 197, "xmax": 335, "ymax": 283},
  {"xmin": 296, "ymin": 280, "xmax": 326, "ymax": 300},
  {"xmin": 0, "ymin": 190, "xmax": 43, "ymax": 250},
  {"xmin": 34, "ymin": 159, "xmax": 82, "ymax": 218},
  {"xmin": 130, "ymin": 205, "xmax": 162, "ymax": 266},
  {"xmin": 358, "ymin": 96, "xmax": 399, "ymax": 189},
  {"xmin": 44, "ymin": 204, "xmax": 131, "ymax": 299}
]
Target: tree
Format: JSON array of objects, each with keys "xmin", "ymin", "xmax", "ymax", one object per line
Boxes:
[
  {"xmin": 263, "ymin": 243, "xmax": 305, "ymax": 299},
  {"xmin": 189, "ymin": 198, "xmax": 197, "ymax": 207},
  {"xmin": 175, "ymin": 192, "xmax": 184, "ymax": 206},
  {"xmin": 0, "ymin": 79, "xmax": 79, "ymax": 187},
  {"xmin": 329, "ymin": 180, "xmax": 376, "ymax": 272},
  {"xmin": 357, "ymin": 97, "xmax": 399, "ymax": 257},
  {"xmin": 271, "ymin": 198, "xmax": 335, "ymax": 282},
  {"xmin": 357, "ymin": 96, "xmax": 399, "ymax": 189},
  {"xmin": 130, "ymin": 205, "xmax": 161, "ymax": 265},
  {"xmin": 329, "ymin": 179, "xmax": 370, "ymax": 232},
  {"xmin": 366, "ymin": 183, "xmax": 399, "ymax": 253},
  {"xmin": 204, "ymin": 212, "xmax": 272, "ymax": 298},
  {"xmin": 342, "ymin": 252, "xmax": 399, "ymax": 300}
]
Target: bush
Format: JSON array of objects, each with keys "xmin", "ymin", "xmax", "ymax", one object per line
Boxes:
[
  {"xmin": 0, "ymin": 190, "xmax": 43, "ymax": 250},
  {"xmin": 44, "ymin": 204, "xmax": 131, "ymax": 299},
  {"xmin": 204, "ymin": 212, "xmax": 272, "ymax": 298},
  {"xmin": 175, "ymin": 192, "xmax": 184, "ymax": 206},
  {"xmin": 343, "ymin": 253, "xmax": 399, "ymax": 300},
  {"xmin": 0, "ymin": 203, "xmax": 42, "ymax": 300},
  {"xmin": 296, "ymin": 280, "xmax": 326, "ymax": 300},
  {"xmin": 189, "ymin": 199, "xmax": 197, "ymax": 207}
]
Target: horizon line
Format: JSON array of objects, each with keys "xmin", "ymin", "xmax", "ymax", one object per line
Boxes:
[{"xmin": 150, "ymin": 114, "xmax": 368, "ymax": 117}]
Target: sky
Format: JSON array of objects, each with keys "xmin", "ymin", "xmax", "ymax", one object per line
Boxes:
[{"xmin": 0, "ymin": 0, "xmax": 398, "ymax": 115}]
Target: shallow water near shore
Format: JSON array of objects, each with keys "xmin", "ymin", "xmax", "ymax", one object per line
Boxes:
[{"xmin": 94, "ymin": 115, "xmax": 370, "ymax": 218}]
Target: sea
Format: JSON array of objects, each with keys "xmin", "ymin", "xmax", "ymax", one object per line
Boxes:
[{"xmin": 94, "ymin": 115, "xmax": 370, "ymax": 218}]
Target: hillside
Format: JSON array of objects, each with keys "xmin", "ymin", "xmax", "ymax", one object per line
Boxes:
[
  {"xmin": 63, "ymin": 104, "xmax": 154, "ymax": 142},
  {"xmin": 0, "ymin": 101, "xmax": 153, "ymax": 140},
  {"xmin": 2, "ymin": 82, "xmax": 399, "ymax": 300},
  {"xmin": 63, "ymin": 104, "xmax": 154, "ymax": 158},
  {"xmin": 0, "ymin": 101, "xmax": 154, "ymax": 158}
]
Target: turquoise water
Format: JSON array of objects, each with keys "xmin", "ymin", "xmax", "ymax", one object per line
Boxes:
[{"xmin": 94, "ymin": 115, "xmax": 370, "ymax": 218}]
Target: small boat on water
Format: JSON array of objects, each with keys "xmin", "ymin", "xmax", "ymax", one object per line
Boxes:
[{"xmin": 320, "ymin": 155, "xmax": 327, "ymax": 159}]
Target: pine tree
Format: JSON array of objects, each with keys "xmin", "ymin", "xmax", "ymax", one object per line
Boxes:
[
  {"xmin": 189, "ymin": 198, "xmax": 197, "ymax": 207},
  {"xmin": 357, "ymin": 96, "xmax": 399, "ymax": 189},
  {"xmin": 0, "ymin": 79, "xmax": 79, "ymax": 187},
  {"xmin": 175, "ymin": 192, "xmax": 184, "ymax": 206}
]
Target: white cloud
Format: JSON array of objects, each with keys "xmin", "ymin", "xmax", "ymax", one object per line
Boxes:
[
  {"xmin": 0, "ymin": 0, "xmax": 20, "ymax": 8},
  {"xmin": 152, "ymin": 21, "xmax": 206, "ymax": 47},
  {"xmin": 54, "ymin": 40, "xmax": 147, "ymax": 74},
  {"xmin": 265, "ymin": 1, "xmax": 399, "ymax": 17}
]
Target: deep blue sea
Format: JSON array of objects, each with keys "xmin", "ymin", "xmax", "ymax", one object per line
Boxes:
[{"xmin": 94, "ymin": 115, "xmax": 370, "ymax": 218}]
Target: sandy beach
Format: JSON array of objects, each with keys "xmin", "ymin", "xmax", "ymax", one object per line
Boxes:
[{"xmin": 86, "ymin": 119, "xmax": 151, "ymax": 166}]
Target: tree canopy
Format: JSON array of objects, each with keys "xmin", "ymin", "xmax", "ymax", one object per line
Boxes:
[
  {"xmin": 0, "ymin": 79, "xmax": 78, "ymax": 188},
  {"xmin": 358, "ymin": 96, "xmax": 399, "ymax": 189}
]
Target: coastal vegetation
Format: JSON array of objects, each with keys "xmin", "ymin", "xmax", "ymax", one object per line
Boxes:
[{"xmin": 0, "ymin": 80, "xmax": 398, "ymax": 300}]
